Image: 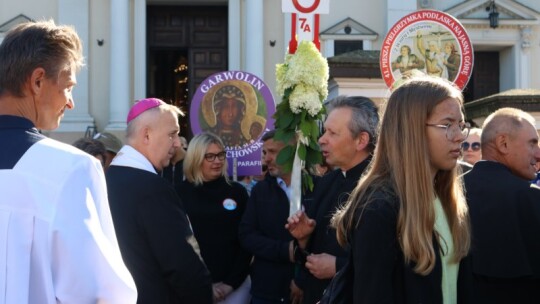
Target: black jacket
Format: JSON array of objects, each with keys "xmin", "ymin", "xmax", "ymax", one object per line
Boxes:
[
  {"xmin": 177, "ymin": 177, "xmax": 251, "ymax": 289},
  {"xmin": 349, "ymin": 187, "xmax": 472, "ymax": 303},
  {"xmin": 464, "ymin": 161, "xmax": 540, "ymax": 303},
  {"xmin": 106, "ymin": 166, "xmax": 213, "ymax": 304},
  {"xmin": 300, "ymin": 158, "xmax": 371, "ymax": 304},
  {"xmin": 239, "ymin": 174, "xmax": 295, "ymax": 301}
]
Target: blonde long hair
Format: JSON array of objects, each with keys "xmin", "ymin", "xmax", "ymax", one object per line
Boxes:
[{"xmin": 333, "ymin": 77, "xmax": 470, "ymax": 275}]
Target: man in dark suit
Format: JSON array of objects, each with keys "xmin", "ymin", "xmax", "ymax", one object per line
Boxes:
[
  {"xmin": 464, "ymin": 107, "xmax": 540, "ymax": 304},
  {"xmin": 239, "ymin": 130, "xmax": 304, "ymax": 303},
  {"xmin": 107, "ymin": 98, "xmax": 213, "ymax": 303},
  {"xmin": 286, "ymin": 96, "xmax": 379, "ymax": 304}
]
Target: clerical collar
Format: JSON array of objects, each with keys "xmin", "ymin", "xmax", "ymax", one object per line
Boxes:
[
  {"xmin": 110, "ymin": 145, "xmax": 157, "ymax": 174},
  {"xmin": 340, "ymin": 156, "xmax": 372, "ymax": 180}
]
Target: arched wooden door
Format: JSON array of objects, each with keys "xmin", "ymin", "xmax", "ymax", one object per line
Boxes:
[{"xmin": 147, "ymin": 5, "xmax": 228, "ymax": 136}]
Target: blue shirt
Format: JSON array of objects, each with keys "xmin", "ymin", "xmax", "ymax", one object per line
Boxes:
[{"xmin": 0, "ymin": 115, "xmax": 44, "ymax": 169}]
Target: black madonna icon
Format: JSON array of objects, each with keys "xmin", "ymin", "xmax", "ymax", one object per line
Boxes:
[
  {"xmin": 191, "ymin": 71, "xmax": 276, "ymax": 177},
  {"xmin": 200, "ymin": 80, "xmax": 263, "ymax": 148},
  {"xmin": 380, "ymin": 10, "xmax": 473, "ymax": 90}
]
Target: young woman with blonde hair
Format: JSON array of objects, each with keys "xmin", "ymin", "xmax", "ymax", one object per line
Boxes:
[{"xmin": 332, "ymin": 76, "xmax": 472, "ymax": 303}]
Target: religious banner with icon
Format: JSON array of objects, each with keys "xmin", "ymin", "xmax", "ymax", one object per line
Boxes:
[
  {"xmin": 380, "ymin": 10, "xmax": 473, "ymax": 90},
  {"xmin": 190, "ymin": 71, "xmax": 275, "ymax": 177}
]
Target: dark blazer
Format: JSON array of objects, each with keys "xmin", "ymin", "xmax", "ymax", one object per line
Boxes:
[
  {"xmin": 350, "ymin": 188, "xmax": 472, "ymax": 303},
  {"xmin": 239, "ymin": 174, "xmax": 295, "ymax": 301},
  {"xmin": 177, "ymin": 177, "xmax": 251, "ymax": 289},
  {"xmin": 107, "ymin": 166, "xmax": 213, "ymax": 304},
  {"xmin": 300, "ymin": 158, "xmax": 371, "ymax": 304},
  {"xmin": 464, "ymin": 161, "xmax": 540, "ymax": 303}
]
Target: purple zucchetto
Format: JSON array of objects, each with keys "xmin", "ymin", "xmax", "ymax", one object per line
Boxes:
[{"xmin": 127, "ymin": 98, "xmax": 165, "ymax": 124}]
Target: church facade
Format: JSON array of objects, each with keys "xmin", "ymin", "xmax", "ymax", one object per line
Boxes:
[{"xmin": 1, "ymin": 0, "xmax": 539, "ymax": 143}]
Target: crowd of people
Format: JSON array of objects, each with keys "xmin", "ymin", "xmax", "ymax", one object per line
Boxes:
[{"xmin": 1, "ymin": 20, "xmax": 540, "ymax": 304}]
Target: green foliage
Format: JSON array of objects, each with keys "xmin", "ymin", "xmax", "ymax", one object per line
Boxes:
[
  {"xmin": 276, "ymin": 144, "xmax": 295, "ymax": 164},
  {"xmin": 274, "ymin": 41, "xmax": 329, "ymax": 194},
  {"xmin": 302, "ymin": 170, "xmax": 315, "ymax": 192}
]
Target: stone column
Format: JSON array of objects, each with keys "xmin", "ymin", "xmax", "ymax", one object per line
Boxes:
[
  {"xmin": 133, "ymin": 0, "xmax": 146, "ymax": 100},
  {"xmin": 519, "ymin": 26, "xmax": 531, "ymax": 88},
  {"xmin": 57, "ymin": 0, "xmax": 94, "ymax": 133},
  {"xmin": 245, "ymin": 0, "xmax": 264, "ymax": 78},
  {"xmin": 228, "ymin": 0, "xmax": 241, "ymax": 71},
  {"xmin": 107, "ymin": 0, "xmax": 130, "ymax": 130}
]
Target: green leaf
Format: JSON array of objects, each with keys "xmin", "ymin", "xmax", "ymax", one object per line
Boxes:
[
  {"xmin": 276, "ymin": 145, "xmax": 295, "ymax": 165},
  {"xmin": 306, "ymin": 147, "xmax": 322, "ymax": 164},
  {"xmin": 276, "ymin": 110, "xmax": 294, "ymax": 129},
  {"xmin": 275, "ymin": 129, "xmax": 295, "ymax": 145},
  {"xmin": 292, "ymin": 114, "xmax": 301, "ymax": 128},
  {"xmin": 309, "ymin": 137, "xmax": 320, "ymax": 151},
  {"xmin": 301, "ymin": 171, "xmax": 314, "ymax": 193},
  {"xmin": 282, "ymin": 159, "xmax": 293, "ymax": 174},
  {"xmin": 283, "ymin": 87, "xmax": 294, "ymax": 100},
  {"xmin": 310, "ymin": 120, "xmax": 320, "ymax": 138},
  {"xmin": 274, "ymin": 129, "xmax": 288, "ymax": 142},
  {"xmin": 298, "ymin": 144, "xmax": 307, "ymax": 160},
  {"xmin": 281, "ymin": 130, "xmax": 296, "ymax": 143},
  {"xmin": 300, "ymin": 120, "xmax": 311, "ymax": 137}
]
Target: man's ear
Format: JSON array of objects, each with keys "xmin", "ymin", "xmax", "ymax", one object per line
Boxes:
[
  {"xmin": 142, "ymin": 126, "xmax": 151, "ymax": 144},
  {"xmin": 29, "ymin": 68, "xmax": 46, "ymax": 95},
  {"xmin": 495, "ymin": 134, "xmax": 509, "ymax": 155},
  {"xmin": 356, "ymin": 131, "xmax": 370, "ymax": 151}
]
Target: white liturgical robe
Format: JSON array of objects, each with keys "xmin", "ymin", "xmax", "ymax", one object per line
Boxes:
[{"xmin": 0, "ymin": 138, "xmax": 137, "ymax": 303}]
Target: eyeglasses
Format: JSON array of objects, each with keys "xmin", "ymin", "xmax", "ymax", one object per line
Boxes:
[
  {"xmin": 426, "ymin": 122, "xmax": 470, "ymax": 141},
  {"xmin": 461, "ymin": 141, "xmax": 481, "ymax": 152},
  {"xmin": 204, "ymin": 151, "xmax": 226, "ymax": 162}
]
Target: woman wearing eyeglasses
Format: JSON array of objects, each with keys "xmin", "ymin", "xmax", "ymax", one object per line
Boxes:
[
  {"xmin": 331, "ymin": 77, "xmax": 472, "ymax": 303},
  {"xmin": 179, "ymin": 132, "xmax": 252, "ymax": 303},
  {"xmin": 461, "ymin": 128, "xmax": 482, "ymax": 165}
]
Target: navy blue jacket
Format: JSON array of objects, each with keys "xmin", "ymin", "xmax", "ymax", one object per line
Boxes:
[
  {"xmin": 239, "ymin": 174, "xmax": 295, "ymax": 301},
  {"xmin": 464, "ymin": 161, "xmax": 540, "ymax": 303}
]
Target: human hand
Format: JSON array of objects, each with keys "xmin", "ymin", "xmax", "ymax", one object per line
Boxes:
[
  {"xmin": 305, "ymin": 253, "xmax": 336, "ymax": 279},
  {"xmin": 285, "ymin": 210, "xmax": 316, "ymax": 247},
  {"xmin": 212, "ymin": 282, "xmax": 223, "ymax": 303},
  {"xmin": 290, "ymin": 280, "xmax": 303, "ymax": 304},
  {"xmin": 212, "ymin": 282, "xmax": 233, "ymax": 302}
]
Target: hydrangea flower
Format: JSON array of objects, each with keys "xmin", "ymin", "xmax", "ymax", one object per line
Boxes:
[{"xmin": 273, "ymin": 40, "xmax": 329, "ymax": 193}]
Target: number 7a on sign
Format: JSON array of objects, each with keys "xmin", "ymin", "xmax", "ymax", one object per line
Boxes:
[{"xmin": 282, "ymin": 0, "xmax": 330, "ymax": 54}]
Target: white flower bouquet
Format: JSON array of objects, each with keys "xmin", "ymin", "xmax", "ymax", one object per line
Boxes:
[{"xmin": 274, "ymin": 40, "xmax": 328, "ymax": 194}]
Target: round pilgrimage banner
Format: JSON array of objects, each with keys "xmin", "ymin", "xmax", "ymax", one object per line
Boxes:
[
  {"xmin": 380, "ymin": 10, "xmax": 473, "ymax": 90},
  {"xmin": 190, "ymin": 71, "xmax": 276, "ymax": 177}
]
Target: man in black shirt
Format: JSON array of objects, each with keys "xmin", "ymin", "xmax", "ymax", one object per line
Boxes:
[{"xmin": 286, "ymin": 96, "xmax": 379, "ymax": 303}]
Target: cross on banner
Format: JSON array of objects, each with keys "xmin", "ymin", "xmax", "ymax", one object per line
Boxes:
[{"xmin": 282, "ymin": 0, "xmax": 330, "ymax": 54}]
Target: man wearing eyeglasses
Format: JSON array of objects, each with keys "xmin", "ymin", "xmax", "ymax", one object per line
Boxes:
[
  {"xmin": 106, "ymin": 98, "xmax": 213, "ymax": 303},
  {"xmin": 464, "ymin": 107, "xmax": 540, "ymax": 303}
]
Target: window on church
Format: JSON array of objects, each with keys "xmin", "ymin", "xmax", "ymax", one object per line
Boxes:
[{"xmin": 334, "ymin": 40, "xmax": 363, "ymax": 55}]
